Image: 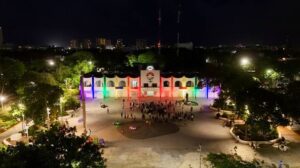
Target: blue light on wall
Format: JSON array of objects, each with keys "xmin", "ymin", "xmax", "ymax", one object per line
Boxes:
[{"xmin": 92, "ymin": 75, "xmax": 95, "ymax": 99}]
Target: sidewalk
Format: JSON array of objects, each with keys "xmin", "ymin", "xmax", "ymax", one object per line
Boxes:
[
  {"xmin": 0, "ymin": 122, "xmax": 23, "ymax": 142},
  {"xmin": 277, "ymin": 126, "xmax": 300, "ymax": 142},
  {"xmin": 0, "ymin": 110, "xmax": 83, "ymax": 143}
]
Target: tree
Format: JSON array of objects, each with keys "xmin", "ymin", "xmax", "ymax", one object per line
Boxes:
[
  {"xmin": 263, "ymin": 69, "xmax": 280, "ymax": 88},
  {"xmin": 24, "ymin": 71, "xmax": 58, "ymax": 86},
  {"xmin": 0, "ymin": 124, "xmax": 106, "ymax": 168},
  {"xmin": 23, "ymin": 83, "xmax": 63, "ymax": 125},
  {"xmin": 137, "ymin": 51, "xmax": 157, "ymax": 64},
  {"xmin": 284, "ymin": 81, "xmax": 300, "ymax": 119},
  {"xmin": 0, "ymin": 57, "xmax": 26, "ymax": 95},
  {"xmin": 206, "ymin": 153, "xmax": 262, "ymax": 168},
  {"xmin": 127, "ymin": 54, "xmax": 138, "ymax": 67},
  {"xmin": 242, "ymin": 87, "xmax": 288, "ymax": 127},
  {"xmin": 64, "ymin": 97, "xmax": 80, "ymax": 111},
  {"xmin": 126, "ymin": 51, "xmax": 159, "ymax": 67},
  {"xmin": 65, "ymin": 51, "xmax": 95, "ymax": 65},
  {"xmin": 63, "ymin": 51, "xmax": 95, "ymax": 89},
  {"xmin": 9, "ymin": 103, "xmax": 25, "ymax": 119}
]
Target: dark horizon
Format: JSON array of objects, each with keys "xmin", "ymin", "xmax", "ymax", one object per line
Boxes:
[{"xmin": 1, "ymin": 0, "xmax": 300, "ymax": 47}]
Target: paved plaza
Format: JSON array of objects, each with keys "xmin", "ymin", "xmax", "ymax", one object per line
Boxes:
[
  {"xmin": 64, "ymin": 98, "xmax": 300, "ymax": 168},
  {"xmin": 1, "ymin": 98, "xmax": 300, "ymax": 167}
]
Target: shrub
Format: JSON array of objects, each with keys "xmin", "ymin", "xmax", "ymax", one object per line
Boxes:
[
  {"xmin": 64, "ymin": 97, "xmax": 80, "ymax": 111},
  {"xmin": 221, "ymin": 112, "xmax": 228, "ymax": 118},
  {"xmin": 206, "ymin": 153, "xmax": 262, "ymax": 168}
]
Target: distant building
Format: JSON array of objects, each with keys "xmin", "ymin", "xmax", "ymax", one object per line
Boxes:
[
  {"xmin": 106, "ymin": 39, "xmax": 112, "ymax": 46},
  {"xmin": 177, "ymin": 42, "xmax": 193, "ymax": 50},
  {"xmin": 0, "ymin": 27, "xmax": 3, "ymax": 46},
  {"xmin": 69, "ymin": 39, "xmax": 78, "ymax": 49},
  {"xmin": 136, "ymin": 39, "xmax": 147, "ymax": 50},
  {"xmin": 115, "ymin": 39, "xmax": 124, "ymax": 49},
  {"xmin": 83, "ymin": 39, "xmax": 92, "ymax": 49},
  {"xmin": 96, "ymin": 38, "xmax": 106, "ymax": 48},
  {"xmin": 105, "ymin": 39, "xmax": 114, "ymax": 49}
]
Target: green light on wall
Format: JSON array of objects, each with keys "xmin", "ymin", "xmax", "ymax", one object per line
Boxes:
[
  {"xmin": 193, "ymin": 77, "xmax": 197, "ymax": 99},
  {"xmin": 103, "ymin": 76, "xmax": 107, "ymax": 98}
]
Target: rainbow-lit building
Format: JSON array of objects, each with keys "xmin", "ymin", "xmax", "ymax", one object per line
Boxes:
[{"xmin": 82, "ymin": 66, "xmax": 220, "ymax": 99}]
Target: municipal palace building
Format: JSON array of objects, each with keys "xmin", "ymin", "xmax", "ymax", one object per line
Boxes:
[{"xmin": 81, "ymin": 66, "xmax": 220, "ymax": 99}]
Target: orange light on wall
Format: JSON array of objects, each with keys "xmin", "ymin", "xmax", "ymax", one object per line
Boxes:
[
  {"xmin": 127, "ymin": 76, "xmax": 130, "ymax": 100},
  {"xmin": 138, "ymin": 77, "xmax": 141, "ymax": 98},
  {"xmin": 159, "ymin": 77, "xmax": 162, "ymax": 98},
  {"xmin": 171, "ymin": 76, "xmax": 174, "ymax": 98}
]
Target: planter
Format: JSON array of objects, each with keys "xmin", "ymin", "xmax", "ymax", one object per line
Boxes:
[{"xmin": 230, "ymin": 127, "xmax": 281, "ymax": 146}]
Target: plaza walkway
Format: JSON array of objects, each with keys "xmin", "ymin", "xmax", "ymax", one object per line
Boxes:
[
  {"xmin": 0, "ymin": 122, "xmax": 23, "ymax": 142},
  {"xmin": 278, "ymin": 126, "xmax": 300, "ymax": 142},
  {"xmin": 2, "ymin": 98, "xmax": 300, "ymax": 167}
]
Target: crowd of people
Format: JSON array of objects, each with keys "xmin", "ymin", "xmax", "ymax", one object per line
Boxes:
[{"xmin": 119, "ymin": 99, "xmax": 196, "ymax": 123}]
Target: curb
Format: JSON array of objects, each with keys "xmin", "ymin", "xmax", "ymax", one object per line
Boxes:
[{"xmin": 229, "ymin": 127, "xmax": 281, "ymax": 146}]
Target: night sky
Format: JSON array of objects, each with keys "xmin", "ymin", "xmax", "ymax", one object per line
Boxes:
[{"xmin": 1, "ymin": 0, "xmax": 300, "ymax": 46}]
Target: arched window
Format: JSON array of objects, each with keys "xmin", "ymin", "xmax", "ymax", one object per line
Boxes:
[
  {"xmin": 96, "ymin": 80, "xmax": 102, "ymax": 87},
  {"xmin": 175, "ymin": 81, "xmax": 182, "ymax": 87},
  {"xmin": 119, "ymin": 81, "xmax": 126, "ymax": 87},
  {"xmin": 197, "ymin": 81, "xmax": 205, "ymax": 88},
  {"xmin": 186, "ymin": 81, "xmax": 194, "ymax": 87},
  {"xmin": 107, "ymin": 80, "xmax": 115, "ymax": 87},
  {"xmin": 131, "ymin": 80, "xmax": 138, "ymax": 88},
  {"xmin": 84, "ymin": 81, "xmax": 91, "ymax": 87},
  {"xmin": 163, "ymin": 81, "xmax": 170, "ymax": 87}
]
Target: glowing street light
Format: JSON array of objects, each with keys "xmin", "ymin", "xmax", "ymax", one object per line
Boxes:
[
  {"xmin": 266, "ymin": 69, "xmax": 273, "ymax": 75},
  {"xmin": 240, "ymin": 57, "xmax": 250, "ymax": 67},
  {"xmin": 47, "ymin": 59, "xmax": 55, "ymax": 66},
  {"xmin": 0, "ymin": 95, "xmax": 6, "ymax": 111},
  {"xmin": 88, "ymin": 61, "xmax": 93, "ymax": 65}
]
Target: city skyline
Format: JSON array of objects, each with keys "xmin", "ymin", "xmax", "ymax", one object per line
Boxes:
[{"xmin": 1, "ymin": 0, "xmax": 300, "ymax": 47}]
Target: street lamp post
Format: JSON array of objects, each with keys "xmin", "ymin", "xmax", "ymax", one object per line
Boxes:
[
  {"xmin": 46, "ymin": 107, "xmax": 50, "ymax": 129},
  {"xmin": 0, "ymin": 95, "xmax": 6, "ymax": 111},
  {"xmin": 18, "ymin": 103, "xmax": 25, "ymax": 132},
  {"xmin": 80, "ymin": 74, "xmax": 87, "ymax": 134},
  {"xmin": 22, "ymin": 113, "xmax": 25, "ymax": 131},
  {"xmin": 197, "ymin": 144, "xmax": 202, "ymax": 168},
  {"xmin": 59, "ymin": 97, "xmax": 64, "ymax": 121}
]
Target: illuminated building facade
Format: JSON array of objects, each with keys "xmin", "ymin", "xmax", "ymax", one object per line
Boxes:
[
  {"xmin": 83, "ymin": 39, "xmax": 92, "ymax": 49},
  {"xmin": 82, "ymin": 66, "xmax": 220, "ymax": 99},
  {"xmin": 69, "ymin": 39, "xmax": 78, "ymax": 49},
  {"xmin": 96, "ymin": 38, "xmax": 106, "ymax": 48}
]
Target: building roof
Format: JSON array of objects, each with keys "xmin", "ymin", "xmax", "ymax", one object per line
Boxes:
[{"xmin": 83, "ymin": 71, "xmax": 203, "ymax": 78}]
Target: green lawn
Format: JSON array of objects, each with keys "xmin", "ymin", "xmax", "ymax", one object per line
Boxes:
[{"xmin": 0, "ymin": 111, "xmax": 18, "ymax": 133}]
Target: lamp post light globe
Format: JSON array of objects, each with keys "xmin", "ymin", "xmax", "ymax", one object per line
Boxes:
[
  {"xmin": 240, "ymin": 57, "xmax": 250, "ymax": 67},
  {"xmin": 0, "ymin": 95, "xmax": 6, "ymax": 102},
  {"xmin": 47, "ymin": 59, "xmax": 55, "ymax": 66},
  {"xmin": 266, "ymin": 69, "xmax": 273, "ymax": 75}
]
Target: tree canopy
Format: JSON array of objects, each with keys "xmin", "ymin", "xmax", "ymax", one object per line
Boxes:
[
  {"xmin": 23, "ymin": 83, "xmax": 63, "ymax": 125},
  {"xmin": 206, "ymin": 153, "xmax": 262, "ymax": 168},
  {"xmin": 0, "ymin": 57, "xmax": 26, "ymax": 94},
  {"xmin": 0, "ymin": 124, "xmax": 106, "ymax": 168}
]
